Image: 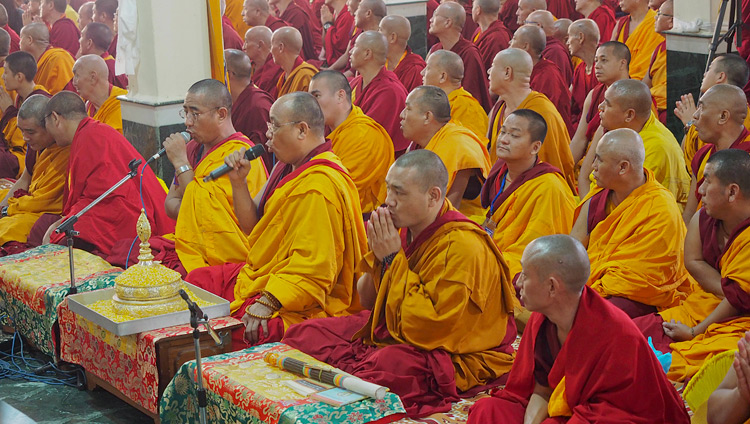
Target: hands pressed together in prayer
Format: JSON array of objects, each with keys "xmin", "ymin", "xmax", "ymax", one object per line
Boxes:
[
  {"xmin": 223, "ymin": 147, "xmax": 252, "ymax": 184},
  {"xmin": 662, "ymin": 319, "xmax": 695, "ymax": 342},
  {"xmin": 674, "ymin": 94, "xmax": 697, "ymax": 126},
  {"xmin": 320, "ymin": 5, "xmax": 333, "ymax": 26},
  {"xmin": 367, "ymin": 207, "xmax": 400, "ymax": 262},
  {"xmin": 0, "ymin": 88, "xmax": 13, "ymax": 113}
]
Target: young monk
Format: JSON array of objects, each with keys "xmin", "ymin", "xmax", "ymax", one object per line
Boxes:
[{"xmin": 612, "ymin": 0, "xmax": 663, "ymax": 80}]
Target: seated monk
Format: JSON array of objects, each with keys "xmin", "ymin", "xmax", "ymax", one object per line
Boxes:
[
  {"xmin": 643, "ymin": 0, "xmax": 671, "ymax": 122},
  {"xmin": 271, "ymin": 27, "xmax": 318, "ymax": 98},
  {"xmin": 319, "ymin": 0, "xmax": 353, "ymax": 66},
  {"xmin": 511, "ymin": 24, "xmax": 573, "ymax": 135},
  {"xmin": 0, "ymin": 95, "xmax": 69, "ymax": 252},
  {"xmin": 612, "ymin": 0, "xmax": 663, "ymax": 80},
  {"xmin": 221, "ymin": 0, "xmax": 244, "ymax": 51},
  {"xmin": 401, "ymin": 85, "xmax": 490, "ymax": 222},
  {"xmin": 571, "ymin": 128, "xmax": 689, "ymax": 318},
  {"xmin": 526, "ymin": 10, "xmax": 574, "ymax": 85},
  {"xmin": 185, "ymin": 92, "xmax": 367, "ymax": 347},
  {"xmin": 349, "ymin": 31, "xmax": 409, "ymax": 155},
  {"xmin": 92, "ymin": 0, "xmax": 118, "ymax": 58},
  {"xmin": 422, "ymin": 49, "xmax": 489, "ymax": 142},
  {"xmin": 20, "ymin": 22, "xmax": 74, "ymax": 94},
  {"xmin": 41, "ymin": 91, "xmax": 174, "ymax": 257},
  {"xmin": 514, "ymin": 0, "xmax": 543, "ymax": 28},
  {"xmin": 487, "ymin": 48, "xmax": 576, "ymax": 191},
  {"xmin": 325, "ymin": 0, "xmax": 385, "ymax": 74},
  {"xmin": 0, "ymin": 5, "xmax": 20, "ymax": 54},
  {"xmin": 72, "ymin": 54, "xmax": 126, "ymax": 133},
  {"xmin": 244, "ymin": 26, "xmax": 284, "ymax": 98},
  {"xmin": 576, "ymin": 0, "xmax": 615, "ymax": 38},
  {"xmin": 242, "ymin": 0, "xmax": 287, "ymax": 33},
  {"xmin": 567, "ymin": 19, "xmax": 600, "ymax": 132},
  {"xmin": 429, "ymin": 1, "xmax": 491, "ymax": 112},
  {"xmin": 467, "ymin": 234, "xmax": 690, "ymax": 424},
  {"xmin": 470, "ymin": 0, "xmax": 511, "ymax": 72},
  {"xmin": 499, "ymin": 0, "xmax": 519, "ymax": 32},
  {"xmin": 284, "ymin": 150, "xmax": 517, "ymax": 417},
  {"xmin": 380, "ymin": 15, "xmax": 426, "ymax": 93},
  {"xmin": 75, "ymin": 22, "xmax": 127, "ymax": 89},
  {"xmin": 707, "ymin": 331, "xmax": 750, "ymax": 424},
  {"xmin": 268, "ymin": 0, "xmax": 321, "ymax": 61},
  {"xmin": 309, "ymin": 70, "xmax": 393, "ymax": 214},
  {"xmin": 41, "ymin": 0, "xmax": 80, "ymax": 58}
]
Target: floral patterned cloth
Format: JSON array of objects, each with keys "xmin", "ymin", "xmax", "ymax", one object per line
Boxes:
[{"xmin": 159, "ymin": 343, "xmax": 407, "ymax": 424}]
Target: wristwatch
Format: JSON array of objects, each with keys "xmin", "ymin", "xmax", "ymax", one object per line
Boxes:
[
  {"xmin": 1, "ymin": 206, "xmax": 8, "ymax": 217},
  {"xmin": 683, "ymin": 119, "xmax": 694, "ymax": 135},
  {"xmin": 323, "ymin": 22, "xmax": 333, "ymax": 30},
  {"xmin": 175, "ymin": 164, "xmax": 192, "ymax": 177}
]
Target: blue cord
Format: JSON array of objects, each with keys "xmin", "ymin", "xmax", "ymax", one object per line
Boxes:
[
  {"xmin": 124, "ymin": 164, "xmax": 150, "ymax": 269},
  {"xmin": 0, "ymin": 333, "xmax": 76, "ymax": 386}
]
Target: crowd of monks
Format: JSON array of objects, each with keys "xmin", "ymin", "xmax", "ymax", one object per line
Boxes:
[{"xmin": 2, "ymin": 0, "xmax": 750, "ymax": 422}]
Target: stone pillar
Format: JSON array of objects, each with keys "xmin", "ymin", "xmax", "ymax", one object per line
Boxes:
[
  {"xmin": 386, "ymin": 0, "xmax": 429, "ymax": 58},
  {"xmin": 118, "ymin": 0, "xmax": 213, "ymax": 182}
]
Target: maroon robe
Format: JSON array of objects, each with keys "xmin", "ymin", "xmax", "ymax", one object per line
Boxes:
[
  {"xmin": 498, "ymin": 0, "xmax": 519, "ymax": 33},
  {"xmin": 281, "ymin": 2, "xmax": 320, "ymax": 61},
  {"xmin": 472, "ymin": 20, "xmax": 512, "ymax": 73},
  {"xmin": 3, "ymin": 24, "xmax": 19, "ymax": 53},
  {"xmin": 426, "ymin": 0, "xmax": 439, "ymax": 48},
  {"xmin": 392, "ymin": 47, "xmax": 426, "ymax": 93},
  {"xmin": 350, "ymin": 67, "xmax": 409, "ymax": 152},
  {"xmin": 222, "ymin": 15, "xmax": 244, "ymax": 50},
  {"xmin": 542, "ymin": 36, "xmax": 573, "ymax": 85},
  {"xmin": 430, "ymin": 38, "xmax": 491, "ymax": 112},
  {"xmin": 324, "ymin": 5, "xmax": 353, "ymax": 65},
  {"xmin": 571, "ymin": 60, "xmax": 597, "ymax": 131},
  {"xmin": 530, "ymin": 58, "xmax": 573, "ymax": 135},
  {"xmin": 585, "ymin": 83, "xmax": 606, "ymax": 141},
  {"xmin": 252, "ymin": 54, "xmax": 284, "ymax": 99},
  {"xmin": 547, "ymin": 0, "xmax": 583, "ymax": 20},
  {"xmin": 48, "ymin": 17, "xmax": 81, "ymax": 58},
  {"xmin": 293, "ymin": 0, "xmax": 323, "ymax": 55},
  {"xmin": 460, "ymin": 1, "xmax": 479, "ymax": 41},
  {"xmin": 589, "ymin": 4, "xmax": 616, "ymax": 43},
  {"xmin": 108, "ymin": 33, "xmax": 117, "ymax": 58},
  {"xmin": 265, "ymin": 14, "xmax": 288, "ymax": 31},
  {"xmin": 231, "ymin": 83, "xmax": 274, "ymax": 172},
  {"xmin": 691, "ymin": 127, "xmax": 750, "ymax": 201}
]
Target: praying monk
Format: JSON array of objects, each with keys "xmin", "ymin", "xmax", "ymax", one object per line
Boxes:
[
  {"xmin": 284, "ymin": 149, "xmax": 517, "ymax": 417},
  {"xmin": 269, "ymin": 0, "xmax": 320, "ymax": 60},
  {"xmin": 707, "ymin": 331, "xmax": 750, "ymax": 424},
  {"xmin": 467, "ymin": 234, "xmax": 690, "ymax": 423},
  {"xmin": 643, "ymin": 0, "xmax": 671, "ymax": 122},
  {"xmin": 349, "ymin": 31, "xmax": 409, "ymax": 155},
  {"xmin": 92, "ymin": 0, "xmax": 117, "ymax": 57},
  {"xmin": 613, "ymin": 0, "xmax": 663, "ymax": 80},
  {"xmin": 242, "ymin": 0, "xmax": 287, "ymax": 33},
  {"xmin": 72, "ymin": 54, "xmax": 126, "ymax": 133},
  {"xmin": 77, "ymin": 2, "xmax": 93, "ymax": 30},
  {"xmin": 568, "ymin": 19, "xmax": 599, "ymax": 131},
  {"xmin": 511, "ymin": 24, "xmax": 573, "ymax": 135},
  {"xmin": 244, "ymin": 26, "xmax": 283, "ymax": 98},
  {"xmin": 320, "ymin": 0, "xmax": 353, "ymax": 66},
  {"xmin": 0, "ymin": 95, "xmax": 68, "ymax": 251},
  {"xmin": 271, "ymin": 27, "xmax": 318, "ymax": 98},
  {"xmin": 470, "ymin": 0, "xmax": 511, "ymax": 72},
  {"xmin": 0, "ymin": 4, "xmax": 20, "ymax": 53},
  {"xmin": 41, "ymin": 0, "xmax": 79, "ymax": 57},
  {"xmin": 20, "ymin": 22, "xmax": 74, "ymax": 94},
  {"xmin": 421, "ymin": 49, "xmax": 489, "ymax": 142},
  {"xmin": 527, "ymin": 10, "xmax": 574, "ymax": 85},
  {"xmin": 75, "ymin": 22, "xmax": 127, "ymax": 89},
  {"xmin": 428, "ymin": 1, "xmax": 491, "ymax": 112},
  {"xmin": 576, "ymin": 0, "xmax": 615, "ymax": 42},
  {"xmin": 380, "ymin": 15, "xmax": 426, "ymax": 93},
  {"xmin": 480, "ymin": 109, "xmax": 575, "ymax": 282},
  {"xmin": 220, "ymin": 0, "xmax": 244, "ymax": 51},
  {"xmin": 42, "ymin": 92, "xmax": 174, "ymax": 256},
  {"xmin": 310, "ymin": 70, "xmax": 393, "ymax": 213},
  {"xmin": 487, "ymin": 48, "xmax": 576, "ymax": 190},
  {"xmin": 185, "ymin": 92, "xmax": 367, "ymax": 347},
  {"xmin": 401, "ymin": 86, "xmax": 491, "ymax": 222},
  {"xmin": 570, "ymin": 129, "xmax": 689, "ymax": 318}
]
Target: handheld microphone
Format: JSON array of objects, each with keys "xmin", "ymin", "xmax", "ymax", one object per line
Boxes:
[
  {"xmin": 203, "ymin": 144, "xmax": 266, "ymax": 182},
  {"xmin": 146, "ymin": 131, "xmax": 191, "ymax": 165}
]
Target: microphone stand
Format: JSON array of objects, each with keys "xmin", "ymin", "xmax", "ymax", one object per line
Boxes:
[{"xmin": 55, "ymin": 159, "xmax": 142, "ymax": 296}]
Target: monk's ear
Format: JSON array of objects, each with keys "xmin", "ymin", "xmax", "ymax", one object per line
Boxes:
[
  {"xmin": 716, "ymin": 71, "xmax": 728, "ymax": 85},
  {"xmin": 428, "ymin": 186, "xmax": 442, "ymax": 205},
  {"xmin": 529, "ymin": 140, "xmax": 541, "ymax": 155},
  {"xmin": 623, "ymin": 108, "xmax": 636, "ymax": 123},
  {"xmin": 718, "ymin": 109, "xmax": 731, "ymax": 125},
  {"xmin": 618, "ymin": 160, "xmax": 629, "ymax": 175},
  {"xmin": 296, "ymin": 121, "xmax": 309, "ymax": 139},
  {"xmin": 728, "ymin": 183, "xmax": 740, "ymax": 202},
  {"xmin": 424, "ymin": 110, "xmax": 433, "ymax": 124},
  {"xmin": 216, "ymin": 106, "xmax": 229, "ymax": 121}
]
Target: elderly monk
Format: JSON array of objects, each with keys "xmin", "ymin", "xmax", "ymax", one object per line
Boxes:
[
  {"xmin": 613, "ymin": 0, "xmax": 663, "ymax": 80},
  {"xmin": 487, "ymin": 48, "xmax": 576, "ymax": 190},
  {"xmin": 568, "ymin": 19, "xmax": 600, "ymax": 131},
  {"xmin": 515, "ymin": 0, "xmax": 544, "ymax": 26},
  {"xmin": 480, "ymin": 109, "xmax": 575, "ymax": 282},
  {"xmin": 349, "ymin": 31, "xmax": 409, "ymax": 155},
  {"xmin": 0, "ymin": 4, "xmax": 20, "ymax": 53},
  {"xmin": 422, "ymin": 50, "xmax": 488, "ymax": 142},
  {"xmin": 527, "ymin": 10, "xmax": 574, "ymax": 85},
  {"xmin": 184, "ymin": 92, "xmax": 366, "ymax": 347},
  {"xmin": 41, "ymin": 0, "xmax": 80, "ymax": 57},
  {"xmin": 92, "ymin": 0, "xmax": 117, "ymax": 57},
  {"xmin": 41, "ymin": 91, "xmax": 173, "ymax": 256},
  {"xmin": 326, "ymin": 0, "xmax": 385, "ymax": 73},
  {"xmin": 643, "ymin": 0, "xmax": 671, "ymax": 122},
  {"xmin": 320, "ymin": 0, "xmax": 353, "ymax": 66},
  {"xmin": 552, "ymin": 18, "xmax": 573, "ymax": 45},
  {"xmin": 220, "ymin": 0, "xmax": 244, "ymax": 51},
  {"xmin": 576, "ymin": 0, "xmax": 615, "ymax": 40},
  {"xmin": 470, "ymin": 0, "xmax": 511, "ymax": 72},
  {"xmin": 401, "ymin": 86, "xmax": 490, "ymax": 222},
  {"xmin": 429, "ymin": 1, "xmax": 491, "ymax": 112},
  {"xmin": 77, "ymin": 2, "xmax": 94, "ymax": 30},
  {"xmin": 76, "ymin": 22, "xmax": 127, "ymax": 89},
  {"xmin": 511, "ymin": 24, "xmax": 573, "ymax": 134},
  {"xmin": 271, "ymin": 27, "xmax": 318, "ymax": 98},
  {"xmin": 571, "ymin": 128, "xmax": 689, "ymax": 317},
  {"xmin": 380, "ymin": 15, "xmax": 425, "ymax": 93},
  {"xmin": 269, "ymin": 0, "xmax": 320, "ymax": 61},
  {"xmin": 242, "ymin": 0, "xmax": 287, "ymax": 32},
  {"xmin": 467, "ymin": 234, "xmax": 690, "ymax": 424},
  {"xmin": 284, "ymin": 149, "xmax": 517, "ymax": 417},
  {"xmin": 20, "ymin": 22, "xmax": 74, "ymax": 94},
  {"xmin": 244, "ymin": 26, "xmax": 284, "ymax": 98},
  {"xmin": 451, "ymin": 0, "xmax": 479, "ymax": 41},
  {"xmin": 707, "ymin": 332, "xmax": 750, "ymax": 424},
  {"xmin": 310, "ymin": 70, "xmax": 393, "ymax": 213},
  {"xmin": 225, "ymin": 0, "xmax": 252, "ymax": 40},
  {"xmin": 0, "ymin": 95, "xmax": 68, "ymax": 251},
  {"xmin": 72, "ymin": 54, "xmax": 126, "ymax": 133}
]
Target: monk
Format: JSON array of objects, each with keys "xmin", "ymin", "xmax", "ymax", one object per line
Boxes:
[
  {"xmin": 429, "ymin": 1, "xmax": 491, "ymax": 112},
  {"xmin": 242, "ymin": 0, "xmax": 286, "ymax": 34},
  {"xmin": 576, "ymin": 0, "xmax": 615, "ymax": 41},
  {"xmin": 511, "ymin": 24, "xmax": 573, "ymax": 134},
  {"xmin": 571, "ymin": 128, "xmax": 689, "ymax": 317},
  {"xmin": 225, "ymin": 0, "xmax": 252, "ymax": 41},
  {"xmin": 451, "ymin": 0, "xmax": 479, "ymax": 41},
  {"xmin": 75, "ymin": 22, "xmax": 127, "ymax": 88},
  {"xmin": 0, "ymin": 4, "xmax": 20, "ymax": 53},
  {"xmin": 92, "ymin": 0, "xmax": 117, "ymax": 57},
  {"xmin": 320, "ymin": 0, "xmax": 353, "ymax": 66},
  {"xmin": 41, "ymin": 91, "xmax": 174, "ymax": 256},
  {"xmin": 185, "ymin": 92, "xmax": 367, "ymax": 347},
  {"xmin": 270, "ymin": 0, "xmax": 320, "ymax": 60},
  {"xmin": 568, "ymin": 19, "xmax": 599, "ymax": 131},
  {"xmin": 467, "ymin": 234, "xmax": 690, "ymax": 423},
  {"xmin": 499, "ymin": 0, "xmax": 519, "ymax": 32},
  {"xmin": 527, "ymin": 10, "xmax": 574, "ymax": 85},
  {"xmin": 613, "ymin": 0, "xmax": 663, "ymax": 80},
  {"xmin": 380, "ymin": 15, "xmax": 425, "ymax": 93},
  {"xmin": 20, "ymin": 22, "xmax": 74, "ymax": 94},
  {"xmin": 72, "ymin": 54, "xmax": 126, "ymax": 133},
  {"xmin": 77, "ymin": 1, "xmax": 93, "ymax": 30},
  {"xmin": 487, "ymin": 48, "xmax": 576, "ymax": 190},
  {"xmin": 284, "ymin": 149, "xmax": 516, "ymax": 417},
  {"xmin": 707, "ymin": 331, "xmax": 750, "ymax": 424},
  {"xmin": 271, "ymin": 27, "xmax": 318, "ymax": 98},
  {"xmin": 401, "ymin": 85, "xmax": 490, "ymax": 222},
  {"xmin": 0, "ymin": 95, "xmax": 68, "ymax": 251},
  {"xmin": 310, "ymin": 70, "xmax": 393, "ymax": 213},
  {"xmin": 470, "ymin": 0, "xmax": 511, "ymax": 72},
  {"xmin": 326, "ymin": 0, "xmax": 385, "ymax": 73},
  {"xmin": 224, "ymin": 49, "xmax": 273, "ymax": 171},
  {"xmin": 349, "ymin": 31, "xmax": 409, "ymax": 154},
  {"xmin": 422, "ymin": 49, "xmax": 488, "ymax": 142},
  {"xmin": 41, "ymin": 0, "xmax": 80, "ymax": 58},
  {"xmin": 220, "ymin": 0, "xmax": 244, "ymax": 51},
  {"xmin": 515, "ymin": 0, "xmax": 543, "ymax": 26},
  {"xmin": 480, "ymin": 109, "xmax": 575, "ymax": 282},
  {"xmin": 643, "ymin": 0, "xmax": 670, "ymax": 122},
  {"xmin": 244, "ymin": 26, "xmax": 283, "ymax": 98}
]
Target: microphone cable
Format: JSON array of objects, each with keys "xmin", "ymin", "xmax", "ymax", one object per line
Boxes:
[{"xmin": 124, "ymin": 162, "xmax": 152, "ymax": 268}]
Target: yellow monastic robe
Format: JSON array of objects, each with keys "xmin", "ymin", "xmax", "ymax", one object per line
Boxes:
[
  {"xmin": 224, "ymin": 0, "xmax": 251, "ymax": 43},
  {"xmin": 0, "ymin": 145, "xmax": 70, "ymax": 244},
  {"xmin": 276, "ymin": 60, "xmax": 318, "ymax": 98},
  {"xmin": 683, "ymin": 106, "xmax": 750, "ymax": 167},
  {"xmin": 328, "ymin": 106, "xmax": 394, "ymax": 213},
  {"xmin": 233, "ymin": 150, "xmax": 368, "ymax": 328},
  {"xmin": 89, "ymin": 86, "xmax": 127, "ymax": 134},
  {"xmin": 659, "ymin": 278, "xmax": 722, "ymax": 328},
  {"xmin": 639, "ymin": 112, "xmax": 691, "ymax": 206},
  {"xmin": 489, "ymin": 91, "xmax": 576, "ymax": 191},
  {"xmin": 35, "ymin": 47, "xmax": 75, "ymax": 95},
  {"xmin": 174, "ymin": 137, "xmax": 268, "ymax": 273},
  {"xmin": 578, "ymin": 169, "xmax": 689, "ymax": 309},
  {"xmin": 648, "ymin": 42, "xmax": 666, "ymax": 111},
  {"xmin": 354, "ymin": 201, "xmax": 516, "ymax": 390},
  {"xmin": 2, "ymin": 116, "xmax": 26, "ymax": 177},
  {"xmin": 448, "ymin": 87, "xmax": 489, "ymax": 143},
  {"xmin": 616, "ymin": 9, "xmax": 665, "ymax": 80},
  {"xmin": 425, "ymin": 121, "xmax": 491, "ymax": 222}
]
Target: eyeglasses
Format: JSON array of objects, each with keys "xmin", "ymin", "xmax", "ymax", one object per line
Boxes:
[
  {"xmin": 179, "ymin": 107, "xmax": 219, "ymax": 121},
  {"xmin": 656, "ymin": 11, "xmax": 673, "ymax": 18},
  {"xmin": 266, "ymin": 120, "xmax": 301, "ymax": 133}
]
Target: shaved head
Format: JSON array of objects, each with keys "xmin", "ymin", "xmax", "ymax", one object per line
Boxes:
[
  {"xmin": 246, "ymin": 0, "xmax": 270, "ymax": 13},
  {"xmin": 701, "ymin": 84, "xmax": 748, "ymax": 124},
  {"xmin": 412, "ymin": 85, "xmax": 452, "ymax": 123},
  {"xmin": 246, "ymin": 25, "xmax": 272, "ymax": 44},
  {"xmin": 272, "ymin": 26, "xmax": 303, "ymax": 54},
  {"xmin": 519, "ymin": 0, "xmax": 547, "ymax": 10},
  {"xmin": 82, "ymin": 22, "xmax": 114, "ymax": 51},
  {"xmin": 359, "ymin": 0, "xmax": 387, "ymax": 18},
  {"xmin": 524, "ymin": 234, "xmax": 590, "ymax": 293},
  {"xmin": 311, "ymin": 69, "xmax": 353, "ymax": 102},
  {"xmin": 392, "ymin": 149, "xmax": 449, "ymax": 195},
  {"xmin": 0, "ymin": 4, "xmax": 8, "ymax": 27},
  {"xmin": 356, "ymin": 30, "xmax": 388, "ymax": 64},
  {"xmin": 224, "ymin": 49, "xmax": 253, "ymax": 79},
  {"xmin": 94, "ymin": 0, "xmax": 118, "ymax": 19},
  {"xmin": 570, "ymin": 19, "xmax": 599, "ymax": 45},
  {"xmin": 380, "ymin": 15, "xmax": 411, "ymax": 44},
  {"xmin": 475, "ymin": 0, "xmax": 501, "ymax": 15},
  {"xmin": 706, "ymin": 149, "xmax": 750, "ymax": 196},
  {"xmin": 598, "ymin": 128, "xmax": 646, "ymax": 170},
  {"xmin": 0, "ymin": 27, "xmax": 8, "ymax": 57},
  {"xmin": 20, "ymin": 22, "xmax": 50, "ymax": 45},
  {"xmin": 714, "ymin": 54, "xmax": 750, "ymax": 88},
  {"xmin": 527, "ymin": 10, "xmax": 555, "ymax": 33},
  {"xmin": 45, "ymin": 91, "xmax": 87, "ymax": 120},
  {"xmin": 18, "ymin": 94, "xmax": 50, "ymax": 125},
  {"xmin": 79, "ymin": 2, "xmax": 95, "ymax": 21},
  {"xmin": 187, "ymin": 78, "xmax": 233, "ymax": 112},
  {"xmin": 495, "ymin": 48, "xmax": 534, "ymax": 77},
  {"xmin": 75, "ymin": 54, "xmax": 109, "ymax": 79},
  {"xmin": 436, "ymin": 2, "xmax": 466, "ymax": 30},
  {"xmin": 599, "ymin": 41, "xmax": 631, "ymax": 66},
  {"xmin": 274, "ymin": 92, "xmax": 325, "ymax": 137},
  {"xmin": 428, "ymin": 50, "xmax": 464, "ymax": 82},
  {"xmin": 514, "ymin": 25, "xmax": 546, "ymax": 56},
  {"xmin": 608, "ymin": 79, "xmax": 652, "ymax": 119}
]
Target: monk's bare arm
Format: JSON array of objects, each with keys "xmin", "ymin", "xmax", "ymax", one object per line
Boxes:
[
  {"xmin": 708, "ymin": 334, "xmax": 750, "ymax": 424},
  {"xmin": 684, "ymin": 212, "xmax": 723, "ymax": 297},
  {"xmin": 357, "ymin": 273, "xmax": 376, "ymax": 310},
  {"xmin": 577, "ymin": 126, "xmax": 604, "ymax": 198},
  {"xmin": 0, "ymin": 169, "xmax": 31, "ymax": 207},
  {"xmin": 225, "ymin": 148, "xmax": 263, "ymax": 234},
  {"xmin": 570, "ymin": 91, "xmax": 594, "ymax": 163},
  {"xmin": 163, "ymin": 133, "xmax": 194, "ymax": 220},
  {"xmin": 682, "ymin": 177, "xmax": 699, "ymax": 225},
  {"xmin": 326, "ymin": 50, "xmax": 350, "ymax": 71},
  {"xmin": 524, "ymin": 383, "xmax": 552, "ymax": 424},
  {"xmin": 164, "ymin": 172, "xmax": 193, "ymax": 220},
  {"xmin": 570, "ymin": 199, "xmax": 590, "ymax": 248},
  {"xmin": 446, "ymin": 169, "xmax": 473, "ymax": 209}
]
